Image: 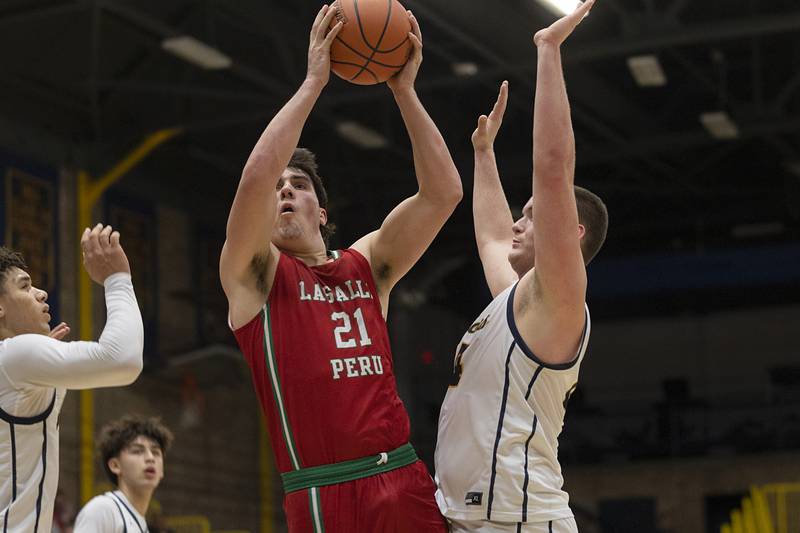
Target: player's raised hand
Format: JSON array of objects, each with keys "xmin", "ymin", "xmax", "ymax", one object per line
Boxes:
[
  {"xmin": 387, "ymin": 11, "xmax": 422, "ymax": 93},
  {"xmin": 306, "ymin": 4, "xmax": 343, "ymax": 87},
  {"xmin": 81, "ymin": 224, "xmax": 131, "ymax": 285},
  {"xmin": 534, "ymin": 0, "xmax": 595, "ymax": 48},
  {"xmin": 472, "ymin": 81, "xmax": 509, "ymax": 151},
  {"xmin": 48, "ymin": 322, "xmax": 70, "ymax": 341}
]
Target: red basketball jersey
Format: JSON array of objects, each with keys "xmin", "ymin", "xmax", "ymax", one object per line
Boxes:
[{"xmin": 233, "ymin": 249, "xmax": 411, "ymax": 473}]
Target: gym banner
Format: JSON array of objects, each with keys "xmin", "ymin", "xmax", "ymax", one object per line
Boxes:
[
  {"xmin": 106, "ymin": 195, "xmax": 158, "ymax": 359},
  {"xmin": 0, "ymin": 155, "xmax": 59, "ymax": 323}
]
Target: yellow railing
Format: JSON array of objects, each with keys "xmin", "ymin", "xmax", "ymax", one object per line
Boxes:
[
  {"xmin": 721, "ymin": 483, "xmax": 800, "ymax": 533},
  {"xmin": 164, "ymin": 515, "xmax": 211, "ymax": 533},
  {"xmin": 164, "ymin": 515, "xmax": 252, "ymax": 533}
]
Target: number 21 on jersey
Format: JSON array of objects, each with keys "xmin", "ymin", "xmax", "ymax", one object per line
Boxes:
[{"xmin": 330, "ymin": 308, "xmax": 372, "ymax": 349}]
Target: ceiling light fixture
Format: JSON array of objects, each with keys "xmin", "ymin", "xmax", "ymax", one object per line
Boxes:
[
  {"xmin": 626, "ymin": 55, "xmax": 667, "ymax": 87},
  {"xmin": 452, "ymin": 62, "xmax": 479, "ymax": 77},
  {"xmin": 537, "ymin": 0, "xmax": 582, "ymax": 16},
  {"xmin": 162, "ymin": 36, "xmax": 232, "ymax": 70},
  {"xmin": 700, "ymin": 111, "xmax": 739, "ymax": 140},
  {"xmin": 336, "ymin": 122, "xmax": 388, "ymax": 149}
]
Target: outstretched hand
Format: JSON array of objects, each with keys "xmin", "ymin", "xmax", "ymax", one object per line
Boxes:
[
  {"xmin": 81, "ymin": 224, "xmax": 131, "ymax": 286},
  {"xmin": 534, "ymin": 0, "xmax": 595, "ymax": 48},
  {"xmin": 387, "ymin": 11, "xmax": 423, "ymax": 92},
  {"xmin": 48, "ymin": 322, "xmax": 70, "ymax": 341},
  {"xmin": 306, "ymin": 4, "xmax": 344, "ymax": 87},
  {"xmin": 472, "ymin": 81, "xmax": 509, "ymax": 151}
]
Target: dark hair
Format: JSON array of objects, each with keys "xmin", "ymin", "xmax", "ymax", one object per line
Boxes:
[
  {"xmin": 0, "ymin": 247, "xmax": 27, "ymax": 295},
  {"xmin": 289, "ymin": 148, "xmax": 336, "ymax": 247},
  {"xmin": 98, "ymin": 415, "xmax": 174, "ymax": 486},
  {"xmin": 575, "ymin": 186, "xmax": 608, "ymax": 265}
]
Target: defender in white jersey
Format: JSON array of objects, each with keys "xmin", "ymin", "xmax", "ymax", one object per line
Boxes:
[
  {"xmin": 75, "ymin": 415, "xmax": 173, "ymax": 533},
  {"xmin": 0, "ymin": 225, "xmax": 144, "ymax": 532},
  {"xmin": 435, "ymin": 3, "xmax": 609, "ymax": 532}
]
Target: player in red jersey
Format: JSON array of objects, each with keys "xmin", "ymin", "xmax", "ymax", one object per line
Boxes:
[{"xmin": 219, "ymin": 5, "xmax": 461, "ymax": 532}]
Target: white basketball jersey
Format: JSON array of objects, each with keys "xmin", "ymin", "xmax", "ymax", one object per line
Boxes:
[
  {"xmin": 74, "ymin": 490, "xmax": 149, "ymax": 533},
  {"xmin": 0, "ymin": 384, "xmax": 65, "ymax": 533},
  {"xmin": 435, "ymin": 282, "xmax": 590, "ymax": 524}
]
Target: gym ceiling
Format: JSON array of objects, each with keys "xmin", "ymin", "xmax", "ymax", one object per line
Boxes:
[{"xmin": 1, "ymin": 0, "xmax": 799, "ymax": 314}]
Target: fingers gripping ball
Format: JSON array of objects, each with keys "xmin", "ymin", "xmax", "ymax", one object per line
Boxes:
[{"xmin": 329, "ymin": 0, "xmax": 412, "ymax": 85}]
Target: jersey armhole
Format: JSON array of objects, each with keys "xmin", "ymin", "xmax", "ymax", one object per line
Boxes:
[{"xmin": 506, "ymin": 283, "xmax": 591, "ymax": 371}]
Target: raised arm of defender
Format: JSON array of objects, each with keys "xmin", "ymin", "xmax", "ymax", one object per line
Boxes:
[
  {"xmin": 514, "ymin": 0, "xmax": 595, "ymax": 364},
  {"xmin": 471, "ymin": 81, "xmax": 518, "ymax": 297},
  {"xmin": 0, "ymin": 225, "xmax": 143, "ymax": 390},
  {"xmin": 352, "ymin": 13, "xmax": 462, "ymax": 309},
  {"xmin": 220, "ymin": 5, "xmax": 342, "ymax": 325}
]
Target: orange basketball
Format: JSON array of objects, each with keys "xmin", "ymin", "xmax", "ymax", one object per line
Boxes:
[{"xmin": 329, "ymin": 0, "xmax": 412, "ymax": 85}]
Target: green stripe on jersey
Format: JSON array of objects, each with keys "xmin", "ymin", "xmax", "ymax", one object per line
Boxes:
[{"xmin": 262, "ymin": 304, "xmax": 301, "ymax": 470}]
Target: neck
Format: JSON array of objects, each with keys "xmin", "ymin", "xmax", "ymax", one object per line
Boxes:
[
  {"xmin": 0, "ymin": 325, "xmax": 15, "ymax": 340},
  {"xmin": 277, "ymin": 241, "xmax": 331, "ymax": 267},
  {"xmin": 118, "ymin": 481, "xmax": 154, "ymax": 517},
  {"xmin": 291, "ymin": 249, "xmax": 331, "ymax": 267}
]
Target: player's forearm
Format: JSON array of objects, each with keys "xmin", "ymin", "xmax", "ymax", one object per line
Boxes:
[
  {"xmin": 392, "ymin": 88, "xmax": 462, "ymax": 206},
  {"xmin": 240, "ymin": 79, "xmax": 324, "ymax": 194},
  {"xmin": 532, "ymin": 43, "xmax": 575, "ymax": 186},
  {"xmin": 95, "ymin": 273, "xmax": 145, "ymax": 381},
  {"xmin": 473, "ymin": 148, "xmax": 514, "ymax": 249}
]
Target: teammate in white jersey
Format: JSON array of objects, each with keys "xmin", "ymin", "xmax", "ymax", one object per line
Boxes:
[
  {"xmin": 435, "ymin": 2, "xmax": 608, "ymax": 532},
  {"xmin": 0, "ymin": 224, "xmax": 144, "ymax": 532},
  {"xmin": 74, "ymin": 415, "xmax": 173, "ymax": 533}
]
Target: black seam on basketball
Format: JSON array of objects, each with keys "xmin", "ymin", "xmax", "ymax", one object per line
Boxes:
[
  {"xmin": 334, "ymin": 35, "xmax": 408, "ymax": 68},
  {"xmin": 351, "ymin": 65, "xmax": 380, "ymax": 84},
  {"xmin": 351, "ymin": 0, "xmax": 394, "ymax": 82},
  {"xmin": 331, "ymin": 59, "xmax": 381, "ymax": 84},
  {"xmin": 376, "ymin": 34, "xmax": 410, "ymax": 54}
]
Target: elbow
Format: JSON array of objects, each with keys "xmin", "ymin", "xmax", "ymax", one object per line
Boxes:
[
  {"xmin": 440, "ymin": 173, "xmax": 464, "ymax": 208},
  {"xmin": 419, "ymin": 179, "xmax": 463, "ymax": 212},
  {"xmin": 241, "ymin": 151, "xmax": 281, "ymax": 186},
  {"xmin": 120, "ymin": 357, "xmax": 144, "ymax": 385},
  {"xmin": 117, "ymin": 331, "xmax": 145, "ymax": 384},
  {"xmin": 445, "ymin": 181, "xmax": 464, "ymax": 208},
  {"xmin": 120, "ymin": 340, "xmax": 144, "ymax": 384},
  {"xmin": 534, "ymin": 147, "xmax": 573, "ymax": 173}
]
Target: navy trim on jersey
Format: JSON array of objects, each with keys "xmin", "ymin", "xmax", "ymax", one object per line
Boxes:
[
  {"xmin": 3, "ymin": 423, "xmax": 17, "ymax": 533},
  {"xmin": 0, "ymin": 391, "xmax": 56, "ymax": 424},
  {"xmin": 487, "ymin": 341, "xmax": 516, "ymax": 520},
  {"xmin": 549, "ymin": 520, "xmax": 553, "ymax": 533},
  {"xmin": 32, "ymin": 422, "xmax": 47, "ymax": 532},
  {"xmin": 110, "ymin": 497, "xmax": 128, "ymax": 533},
  {"xmin": 506, "ymin": 283, "xmax": 587, "ymax": 371},
  {"xmin": 10, "ymin": 423, "xmax": 17, "ymax": 500},
  {"xmin": 521, "ymin": 365, "xmax": 544, "ymax": 522},
  {"xmin": 521, "ymin": 414, "xmax": 538, "ymax": 522},
  {"xmin": 110, "ymin": 491, "xmax": 147, "ymax": 533}
]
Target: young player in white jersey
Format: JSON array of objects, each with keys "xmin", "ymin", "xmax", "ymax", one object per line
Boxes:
[
  {"xmin": 434, "ymin": 2, "xmax": 608, "ymax": 532},
  {"xmin": 74, "ymin": 415, "xmax": 173, "ymax": 533},
  {"xmin": 0, "ymin": 224, "xmax": 144, "ymax": 532}
]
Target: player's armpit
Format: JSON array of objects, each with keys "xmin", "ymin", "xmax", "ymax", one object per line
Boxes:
[
  {"xmin": 351, "ymin": 192, "xmax": 457, "ymax": 297},
  {"xmin": 512, "ymin": 269, "xmax": 586, "ymax": 366}
]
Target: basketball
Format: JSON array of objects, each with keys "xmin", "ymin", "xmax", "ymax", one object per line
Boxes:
[{"xmin": 329, "ymin": 0, "xmax": 413, "ymax": 85}]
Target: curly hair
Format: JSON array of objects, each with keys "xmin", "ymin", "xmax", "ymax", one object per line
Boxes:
[
  {"xmin": 98, "ymin": 415, "xmax": 174, "ymax": 486},
  {"xmin": 0, "ymin": 247, "xmax": 27, "ymax": 295}
]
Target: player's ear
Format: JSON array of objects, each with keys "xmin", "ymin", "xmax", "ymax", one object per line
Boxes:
[
  {"xmin": 577, "ymin": 223, "xmax": 586, "ymax": 240},
  {"xmin": 108, "ymin": 457, "xmax": 122, "ymax": 476},
  {"xmin": 319, "ymin": 208, "xmax": 328, "ymax": 226}
]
